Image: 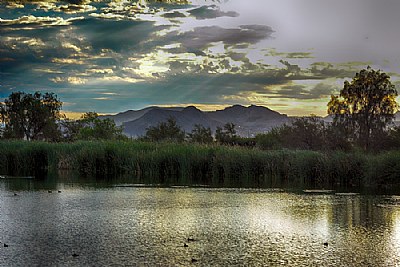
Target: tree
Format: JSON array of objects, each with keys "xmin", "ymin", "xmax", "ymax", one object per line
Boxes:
[
  {"xmin": 0, "ymin": 91, "xmax": 63, "ymax": 141},
  {"xmin": 143, "ymin": 117, "xmax": 185, "ymax": 142},
  {"xmin": 328, "ymin": 67, "xmax": 398, "ymax": 150},
  {"xmin": 255, "ymin": 128, "xmax": 282, "ymax": 150},
  {"xmin": 257, "ymin": 116, "xmax": 327, "ymax": 150},
  {"xmin": 215, "ymin": 122, "xmax": 237, "ymax": 145},
  {"xmin": 187, "ymin": 124, "xmax": 213, "ymax": 144},
  {"xmin": 286, "ymin": 116, "xmax": 327, "ymax": 150},
  {"xmin": 63, "ymin": 112, "xmax": 125, "ymax": 141}
]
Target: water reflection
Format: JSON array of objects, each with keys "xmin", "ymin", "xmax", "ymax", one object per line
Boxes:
[{"xmin": 1, "ymin": 178, "xmax": 400, "ymax": 266}]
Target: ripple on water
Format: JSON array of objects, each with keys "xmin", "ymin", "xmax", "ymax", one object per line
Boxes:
[{"xmin": 0, "ymin": 186, "xmax": 398, "ymax": 266}]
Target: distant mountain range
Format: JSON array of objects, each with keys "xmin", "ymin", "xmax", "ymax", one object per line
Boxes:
[
  {"xmin": 101, "ymin": 104, "xmax": 290, "ymax": 137},
  {"xmin": 101, "ymin": 105, "xmax": 400, "ymax": 137}
]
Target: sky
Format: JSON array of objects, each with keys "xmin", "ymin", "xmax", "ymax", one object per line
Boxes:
[{"xmin": 1, "ymin": 0, "xmax": 400, "ymax": 117}]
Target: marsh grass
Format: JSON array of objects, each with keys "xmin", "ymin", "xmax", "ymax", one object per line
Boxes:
[{"xmin": 0, "ymin": 140, "xmax": 396, "ymax": 188}]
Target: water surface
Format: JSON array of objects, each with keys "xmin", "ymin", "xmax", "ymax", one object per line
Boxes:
[{"xmin": 0, "ymin": 178, "xmax": 400, "ymax": 266}]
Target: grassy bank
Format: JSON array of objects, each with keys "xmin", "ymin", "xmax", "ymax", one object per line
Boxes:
[{"xmin": 0, "ymin": 140, "xmax": 398, "ymax": 189}]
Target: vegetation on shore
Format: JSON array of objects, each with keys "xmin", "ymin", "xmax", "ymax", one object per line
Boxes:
[{"xmin": 0, "ymin": 140, "xmax": 399, "ymax": 190}]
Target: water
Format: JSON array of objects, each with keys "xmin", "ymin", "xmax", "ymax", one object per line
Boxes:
[{"xmin": 1, "ymin": 178, "xmax": 400, "ymax": 266}]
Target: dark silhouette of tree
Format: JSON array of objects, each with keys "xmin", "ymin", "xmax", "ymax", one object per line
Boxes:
[
  {"xmin": 0, "ymin": 91, "xmax": 63, "ymax": 141},
  {"xmin": 63, "ymin": 112, "xmax": 125, "ymax": 141},
  {"xmin": 215, "ymin": 122, "xmax": 237, "ymax": 145},
  {"xmin": 187, "ymin": 124, "xmax": 213, "ymax": 144},
  {"xmin": 143, "ymin": 117, "xmax": 185, "ymax": 142},
  {"xmin": 256, "ymin": 116, "xmax": 327, "ymax": 150},
  {"xmin": 255, "ymin": 128, "xmax": 282, "ymax": 150},
  {"xmin": 328, "ymin": 67, "xmax": 398, "ymax": 150}
]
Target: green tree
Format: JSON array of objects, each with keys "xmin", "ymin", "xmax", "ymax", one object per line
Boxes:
[
  {"xmin": 187, "ymin": 124, "xmax": 213, "ymax": 144},
  {"xmin": 215, "ymin": 122, "xmax": 237, "ymax": 145},
  {"xmin": 286, "ymin": 116, "xmax": 327, "ymax": 150},
  {"xmin": 255, "ymin": 128, "xmax": 282, "ymax": 150},
  {"xmin": 328, "ymin": 67, "xmax": 398, "ymax": 150},
  {"xmin": 259, "ymin": 117, "xmax": 327, "ymax": 150},
  {"xmin": 143, "ymin": 117, "xmax": 185, "ymax": 142},
  {"xmin": 79, "ymin": 112, "xmax": 124, "ymax": 140},
  {"xmin": 0, "ymin": 91, "xmax": 63, "ymax": 141},
  {"xmin": 62, "ymin": 112, "xmax": 125, "ymax": 141}
]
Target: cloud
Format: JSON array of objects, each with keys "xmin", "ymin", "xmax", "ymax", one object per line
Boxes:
[
  {"xmin": 5, "ymin": 2, "xmax": 24, "ymax": 9},
  {"xmin": 162, "ymin": 11, "xmax": 186, "ymax": 19},
  {"xmin": 188, "ymin": 5, "xmax": 239, "ymax": 20},
  {"xmin": 267, "ymin": 48, "xmax": 314, "ymax": 59},
  {"xmin": 73, "ymin": 18, "xmax": 160, "ymax": 52},
  {"xmin": 268, "ymin": 83, "xmax": 337, "ymax": 100},
  {"xmin": 89, "ymin": 12, "xmax": 127, "ymax": 21},
  {"xmin": 310, "ymin": 62, "xmax": 356, "ymax": 79},
  {"xmin": 0, "ymin": 15, "xmax": 84, "ymax": 27},
  {"xmin": 166, "ymin": 25, "xmax": 274, "ymax": 51},
  {"xmin": 54, "ymin": 4, "xmax": 96, "ymax": 14},
  {"xmin": 50, "ymin": 76, "xmax": 87, "ymax": 84}
]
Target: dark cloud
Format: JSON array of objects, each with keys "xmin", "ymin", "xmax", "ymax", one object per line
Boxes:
[
  {"xmin": 188, "ymin": 5, "xmax": 239, "ymax": 20},
  {"xmin": 286, "ymin": 52, "xmax": 313, "ymax": 59},
  {"xmin": 269, "ymin": 83, "xmax": 337, "ymax": 100},
  {"xmin": 279, "ymin": 60, "xmax": 301, "ymax": 76},
  {"xmin": 267, "ymin": 49, "xmax": 314, "ymax": 59},
  {"xmin": 166, "ymin": 25, "xmax": 274, "ymax": 50},
  {"xmin": 162, "ymin": 11, "xmax": 186, "ymax": 19},
  {"xmin": 310, "ymin": 62, "xmax": 355, "ymax": 78},
  {"xmin": 73, "ymin": 17, "xmax": 160, "ymax": 52}
]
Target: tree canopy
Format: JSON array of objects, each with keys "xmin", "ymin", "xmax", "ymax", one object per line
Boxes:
[
  {"xmin": 143, "ymin": 117, "xmax": 185, "ymax": 142},
  {"xmin": 62, "ymin": 112, "xmax": 125, "ymax": 141},
  {"xmin": 215, "ymin": 122, "xmax": 237, "ymax": 145},
  {"xmin": 187, "ymin": 124, "xmax": 213, "ymax": 144},
  {"xmin": 0, "ymin": 91, "xmax": 63, "ymax": 141},
  {"xmin": 328, "ymin": 67, "xmax": 398, "ymax": 150}
]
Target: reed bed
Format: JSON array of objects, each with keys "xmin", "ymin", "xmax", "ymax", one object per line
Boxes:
[{"xmin": 0, "ymin": 140, "xmax": 396, "ymax": 189}]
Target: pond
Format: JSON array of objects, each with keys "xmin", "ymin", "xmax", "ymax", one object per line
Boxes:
[{"xmin": 0, "ymin": 176, "xmax": 400, "ymax": 266}]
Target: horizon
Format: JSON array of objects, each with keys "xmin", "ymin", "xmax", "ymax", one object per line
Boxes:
[{"xmin": 1, "ymin": 0, "xmax": 400, "ymax": 117}]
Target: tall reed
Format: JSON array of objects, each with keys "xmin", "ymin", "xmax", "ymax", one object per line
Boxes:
[{"xmin": 0, "ymin": 140, "xmax": 394, "ymax": 189}]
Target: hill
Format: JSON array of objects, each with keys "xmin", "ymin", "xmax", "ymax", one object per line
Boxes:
[{"xmin": 102, "ymin": 105, "xmax": 289, "ymax": 137}]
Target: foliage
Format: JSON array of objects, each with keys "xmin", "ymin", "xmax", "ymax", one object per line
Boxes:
[
  {"xmin": 0, "ymin": 91, "xmax": 63, "ymax": 141},
  {"xmin": 3, "ymin": 140, "xmax": 400, "ymax": 189},
  {"xmin": 281, "ymin": 116, "xmax": 327, "ymax": 150},
  {"xmin": 143, "ymin": 117, "xmax": 185, "ymax": 142},
  {"xmin": 63, "ymin": 112, "xmax": 125, "ymax": 141},
  {"xmin": 61, "ymin": 119, "xmax": 82, "ymax": 142},
  {"xmin": 255, "ymin": 128, "xmax": 282, "ymax": 150},
  {"xmin": 328, "ymin": 67, "xmax": 398, "ymax": 150},
  {"xmin": 215, "ymin": 122, "xmax": 237, "ymax": 145},
  {"xmin": 187, "ymin": 124, "xmax": 213, "ymax": 144},
  {"xmin": 256, "ymin": 116, "xmax": 339, "ymax": 151}
]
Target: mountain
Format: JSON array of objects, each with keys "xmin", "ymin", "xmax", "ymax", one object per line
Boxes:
[
  {"xmin": 101, "ymin": 106, "xmax": 184, "ymax": 126},
  {"xmin": 104, "ymin": 104, "xmax": 289, "ymax": 137},
  {"xmin": 123, "ymin": 106, "xmax": 222, "ymax": 137},
  {"xmin": 208, "ymin": 104, "xmax": 288, "ymax": 136}
]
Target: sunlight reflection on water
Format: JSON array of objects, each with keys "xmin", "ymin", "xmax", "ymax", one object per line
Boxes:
[{"xmin": 0, "ymin": 181, "xmax": 399, "ymax": 266}]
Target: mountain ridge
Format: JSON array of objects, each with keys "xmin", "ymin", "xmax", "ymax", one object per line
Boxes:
[{"xmin": 101, "ymin": 104, "xmax": 290, "ymax": 137}]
